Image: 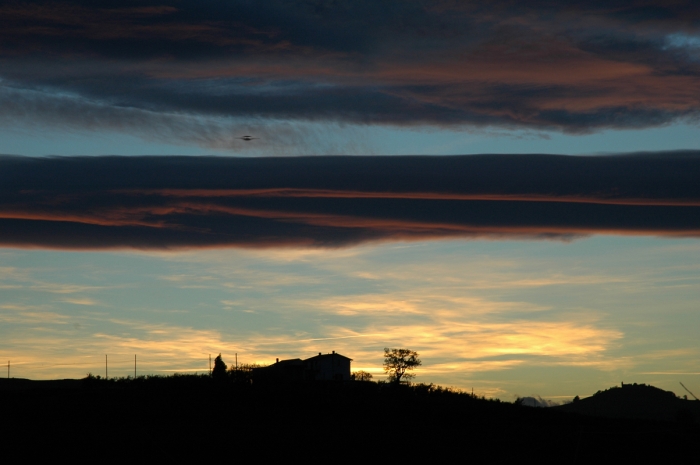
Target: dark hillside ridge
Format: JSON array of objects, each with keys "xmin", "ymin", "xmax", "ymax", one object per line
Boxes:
[
  {"xmin": 0, "ymin": 377, "xmax": 82, "ymax": 390},
  {"xmin": 556, "ymin": 383, "xmax": 700, "ymax": 422},
  {"xmin": 1, "ymin": 377, "xmax": 697, "ymax": 460}
]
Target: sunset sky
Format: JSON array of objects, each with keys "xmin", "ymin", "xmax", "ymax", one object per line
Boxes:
[{"xmin": 2, "ymin": 0, "xmax": 700, "ymax": 401}]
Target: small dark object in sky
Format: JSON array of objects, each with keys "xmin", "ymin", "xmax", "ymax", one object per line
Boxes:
[{"xmin": 238, "ymin": 135, "xmax": 258, "ymax": 141}]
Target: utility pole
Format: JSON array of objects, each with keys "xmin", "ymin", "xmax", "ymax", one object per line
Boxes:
[
  {"xmin": 209, "ymin": 354, "xmax": 211, "ymax": 375},
  {"xmin": 134, "ymin": 354, "xmax": 137, "ymax": 379},
  {"xmin": 105, "ymin": 354, "xmax": 108, "ymax": 379},
  {"xmin": 235, "ymin": 353, "xmax": 238, "ymax": 370},
  {"xmin": 7, "ymin": 360, "xmax": 9, "ymax": 379}
]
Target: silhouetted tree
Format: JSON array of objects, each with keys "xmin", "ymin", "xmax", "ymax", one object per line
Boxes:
[
  {"xmin": 383, "ymin": 348, "xmax": 421, "ymax": 385},
  {"xmin": 212, "ymin": 354, "xmax": 227, "ymax": 380},
  {"xmin": 352, "ymin": 370, "xmax": 373, "ymax": 382}
]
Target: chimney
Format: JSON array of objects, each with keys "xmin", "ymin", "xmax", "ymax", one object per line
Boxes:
[
  {"xmin": 332, "ymin": 351, "xmax": 335, "ymax": 354},
  {"xmin": 318, "ymin": 352, "xmax": 321, "ymax": 356},
  {"xmin": 276, "ymin": 358, "xmax": 279, "ymax": 363}
]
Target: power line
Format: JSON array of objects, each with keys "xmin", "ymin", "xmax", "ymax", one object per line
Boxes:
[
  {"xmin": 1, "ymin": 354, "xmax": 216, "ymax": 377},
  {"xmin": 680, "ymin": 382, "xmax": 699, "ymax": 400}
]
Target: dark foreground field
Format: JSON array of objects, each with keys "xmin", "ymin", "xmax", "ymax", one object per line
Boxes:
[{"xmin": 1, "ymin": 377, "xmax": 697, "ymax": 461}]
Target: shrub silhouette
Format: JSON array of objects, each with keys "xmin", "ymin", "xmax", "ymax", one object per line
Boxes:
[
  {"xmin": 227, "ymin": 363, "xmax": 262, "ymax": 384},
  {"xmin": 352, "ymin": 370, "xmax": 373, "ymax": 381}
]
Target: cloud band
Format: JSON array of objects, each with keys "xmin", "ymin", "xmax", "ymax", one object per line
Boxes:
[{"xmin": 1, "ymin": 152, "xmax": 699, "ymax": 249}]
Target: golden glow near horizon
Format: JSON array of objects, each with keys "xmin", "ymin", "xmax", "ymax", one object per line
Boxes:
[{"xmin": 1, "ymin": 237, "xmax": 699, "ymax": 401}]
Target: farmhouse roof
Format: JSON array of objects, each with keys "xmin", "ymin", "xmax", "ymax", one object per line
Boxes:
[{"xmin": 304, "ymin": 352, "xmax": 353, "ymax": 362}]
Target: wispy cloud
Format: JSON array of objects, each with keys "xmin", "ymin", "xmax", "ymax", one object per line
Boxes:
[
  {"xmin": 61, "ymin": 298, "xmax": 98, "ymax": 306},
  {"xmin": 0, "ymin": 304, "xmax": 69, "ymax": 324},
  {"xmin": 309, "ymin": 294, "xmax": 548, "ymax": 317},
  {"xmin": 636, "ymin": 372, "xmax": 700, "ymax": 375},
  {"xmin": 30, "ymin": 283, "xmax": 104, "ymax": 294}
]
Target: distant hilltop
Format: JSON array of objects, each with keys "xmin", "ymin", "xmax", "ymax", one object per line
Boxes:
[
  {"xmin": 0, "ymin": 378, "xmax": 82, "ymax": 391},
  {"xmin": 556, "ymin": 382, "xmax": 700, "ymax": 423}
]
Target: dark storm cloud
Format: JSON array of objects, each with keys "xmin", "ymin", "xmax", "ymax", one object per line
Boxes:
[
  {"xmin": 2, "ymin": 1, "xmax": 700, "ymax": 138},
  {"xmin": 1, "ymin": 153, "xmax": 699, "ymax": 250}
]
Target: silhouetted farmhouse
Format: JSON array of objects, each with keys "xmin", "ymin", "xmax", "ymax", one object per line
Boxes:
[{"xmin": 252, "ymin": 351, "xmax": 352, "ymax": 383}]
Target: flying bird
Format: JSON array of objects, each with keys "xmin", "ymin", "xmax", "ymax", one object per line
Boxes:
[{"xmin": 238, "ymin": 135, "xmax": 258, "ymax": 141}]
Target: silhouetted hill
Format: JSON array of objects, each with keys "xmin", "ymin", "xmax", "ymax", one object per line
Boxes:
[
  {"xmin": 556, "ymin": 383, "xmax": 700, "ymax": 422},
  {"xmin": 0, "ymin": 377, "xmax": 82, "ymax": 390},
  {"xmin": 1, "ymin": 377, "xmax": 697, "ymax": 460}
]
